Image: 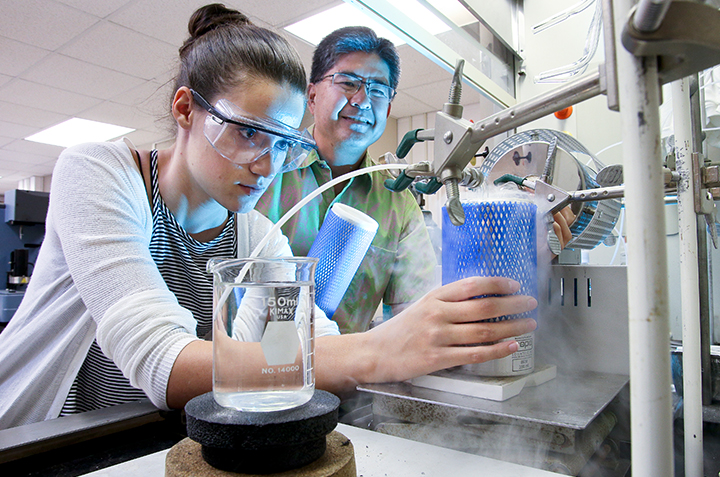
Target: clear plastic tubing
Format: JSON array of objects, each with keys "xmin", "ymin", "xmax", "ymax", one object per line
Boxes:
[
  {"xmin": 532, "ymin": 0, "xmax": 595, "ymax": 34},
  {"xmin": 250, "ymin": 163, "xmax": 409, "ymax": 258}
]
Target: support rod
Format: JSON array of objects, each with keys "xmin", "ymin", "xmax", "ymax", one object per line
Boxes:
[
  {"xmin": 614, "ymin": 1, "xmax": 673, "ymax": 475},
  {"xmin": 672, "ymin": 77, "xmax": 704, "ymax": 477},
  {"xmin": 689, "ymin": 74, "xmax": 714, "ymax": 406},
  {"xmin": 470, "ymin": 71, "xmax": 602, "ymax": 145}
]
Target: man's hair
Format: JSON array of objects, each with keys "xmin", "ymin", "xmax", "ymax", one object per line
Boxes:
[{"xmin": 309, "ymin": 26, "xmax": 400, "ymax": 89}]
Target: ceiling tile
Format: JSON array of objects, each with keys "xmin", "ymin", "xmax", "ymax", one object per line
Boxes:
[
  {"xmin": 0, "ymin": 79, "xmax": 101, "ymax": 116},
  {"xmin": 24, "ymin": 162, "xmax": 58, "ymax": 175},
  {"xmin": 0, "ymin": 36, "xmax": 51, "ymax": 77},
  {"xmin": 395, "ymin": 45, "xmax": 451, "ymax": 90},
  {"xmin": 0, "ymin": 0, "xmax": 98, "ymax": 50},
  {"xmin": 150, "ymin": 67, "xmax": 178, "ymax": 91},
  {"xmin": 110, "ymin": 80, "xmax": 173, "ymax": 118},
  {"xmin": 108, "ymin": 0, "xmax": 211, "ymax": 47},
  {"xmin": 403, "ymin": 80, "xmax": 482, "ymax": 112},
  {"xmin": 0, "ymin": 120, "xmax": 43, "ymax": 140},
  {"xmin": 78, "ymin": 100, "xmax": 160, "ymax": 131},
  {"xmin": 0, "ymin": 170, "xmax": 26, "ymax": 181},
  {"xmin": 0, "ymin": 160, "xmax": 56, "ymax": 177},
  {"xmin": 233, "ymin": 0, "xmax": 343, "ymax": 28},
  {"xmin": 22, "ymin": 54, "xmax": 147, "ymax": 100},
  {"xmin": 3, "ymin": 139, "xmax": 64, "ymax": 159},
  {"xmin": 55, "ymin": 0, "xmax": 133, "ymax": 18},
  {"xmin": 0, "ymin": 100, "xmax": 71, "ymax": 130},
  {"xmin": 389, "ymin": 91, "xmax": 436, "ymax": 118},
  {"xmin": 0, "ymin": 148, "xmax": 57, "ymax": 165},
  {"xmin": 59, "ymin": 22, "xmax": 178, "ymax": 80},
  {"xmin": 108, "ymin": 0, "xmax": 342, "ymax": 66}
]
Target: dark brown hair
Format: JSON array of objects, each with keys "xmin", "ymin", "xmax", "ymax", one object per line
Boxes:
[{"xmin": 173, "ymin": 3, "xmax": 307, "ymax": 104}]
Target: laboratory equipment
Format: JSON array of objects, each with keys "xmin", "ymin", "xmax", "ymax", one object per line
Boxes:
[
  {"xmin": 370, "ymin": 128, "xmax": 630, "ymax": 475},
  {"xmin": 207, "ymin": 257, "xmax": 317, "ymax": 412},
  {"xmin": 4, "ymin": 190, "xmax": 49, "ymax": 226},
  {"xmin": 308, "ymin": 203, "xmax": 378, "ymax": 319},
  {"xmin": 177, "ymin": 390, "xmax": 351, "ymax": 475},
  {"xmin": 441, "ymin": 195, "xmax": 538, "ymax": 377},
  {"xmin": 480, "ymin": 129, "xmax": 622, "ymax": 251},
  {"xmin": 367, "ymin": 2, "xmax": 720, "ymax": 475},
  {"xmin": 533, "ymin": 0, "xmax": 604, "ymax": 84},
  {"xmin": 171, "ymin": 257, "xmax": 351, "ymax": 475},
  {"xmin": 6, "ymin": 249, "xmax": 29, "ymax": 292}
]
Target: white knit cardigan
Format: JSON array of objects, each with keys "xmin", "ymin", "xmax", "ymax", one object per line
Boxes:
[{"xmin": 0, "ymin": 141, "xmax": 339, "ymax": 429}]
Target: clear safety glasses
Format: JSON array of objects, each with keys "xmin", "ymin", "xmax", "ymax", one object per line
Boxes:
[
  {"xmin": 320, "ymin": 73, "xmax": 396, "ymax": 103},
  {"xmin": 191, "ymin": 89, "xmax": 316, "ymax": 174}
]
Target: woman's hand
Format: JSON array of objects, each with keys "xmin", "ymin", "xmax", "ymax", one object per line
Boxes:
[{"xmin": 361, "ymin": 276, "xmax": 537, "ymax": 384}]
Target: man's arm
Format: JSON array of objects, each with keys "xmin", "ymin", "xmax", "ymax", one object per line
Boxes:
[{"xmin": 384, "ymin": 197, "xmax": 438, "ymax": 316}]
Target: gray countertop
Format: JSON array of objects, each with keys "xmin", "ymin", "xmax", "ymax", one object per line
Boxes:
[{"xmin": 80, "ymin": 423, "xmax": 563, "ymax": 477}]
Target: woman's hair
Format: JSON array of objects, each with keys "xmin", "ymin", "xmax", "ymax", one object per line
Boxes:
[
  {"xmin": 309, "ymin": 26, "xmax": 400, "ymax": 90},
  {"xmin": 172, "ymin": 3, "xmax": 307, "ymax": 105}
]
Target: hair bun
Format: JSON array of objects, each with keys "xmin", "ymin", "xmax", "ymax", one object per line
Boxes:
[{"xmin": 187, "ymin": 3, "xmax": 251, "ymax": 41}]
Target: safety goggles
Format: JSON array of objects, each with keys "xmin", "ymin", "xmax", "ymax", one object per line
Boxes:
[{"xmin": 191, "ymin": 89, "xmax": 316, "ymax": 173}]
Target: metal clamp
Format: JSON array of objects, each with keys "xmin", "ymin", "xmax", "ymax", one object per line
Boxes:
[
  {"xmin": 383, "ymin": 162, "xmax": 433, "ymax": 192},
  {"xmin": 494, "ymin": 173, "xmax": 625, "ymax": 216},
  {"xmin": 622, "ymin": 2, "xmax": 720, "ymax": 85},
  {"xmin": 694, "ymin": 153, "xmax": 719, "ymax": 248}
]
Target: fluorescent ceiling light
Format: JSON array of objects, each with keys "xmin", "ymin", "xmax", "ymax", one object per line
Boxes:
[
  {"xmin": 285, "ymin": 0, "xmax": 479, "ymax": 47},
  {"xmin": 25, "ymin": 118, "xmax": 135, "ymax": 148},
  {"xmin": 286, "ymin": 4, "xmax": 404, "ymax": 45}
]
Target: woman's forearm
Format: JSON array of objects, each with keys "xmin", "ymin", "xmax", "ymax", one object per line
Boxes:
[
  {"xmin": 166, "ymin": 276, "xmax": 538, "ymax": 409},
  {"xmin": 166, "ymin": 340, "xmax": 213, "ymax": 409},
  {"xmin": 314, "ymin": 332, "xmax": 378, "ymax": 395}
]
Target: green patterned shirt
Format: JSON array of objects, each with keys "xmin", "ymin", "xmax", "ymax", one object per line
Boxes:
[{"xmin": 255, "ymin": 146, "xmax": 437, "ymax": 334}]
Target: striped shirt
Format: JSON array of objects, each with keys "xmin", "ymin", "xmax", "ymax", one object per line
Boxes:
[{"xmin": 60, "ymin": 150, "xmax": 235, "ymax": 415}]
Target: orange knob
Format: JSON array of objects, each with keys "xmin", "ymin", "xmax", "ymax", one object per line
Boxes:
[{"xmin": 554, "ymin": 106, "xmax": 573, "ymax": 120}]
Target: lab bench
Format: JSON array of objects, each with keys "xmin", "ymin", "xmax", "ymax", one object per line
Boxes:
[
  {"xmin": 1, "ymin": 392, "xmax": 719, "ymax": 476},
  {"xmin": 0, "ymin": 400, "xmax": 564, "ymax": 477},
  {"xmin": 84, "ymin": 423, "xmax": 566, "ymax": 477}
]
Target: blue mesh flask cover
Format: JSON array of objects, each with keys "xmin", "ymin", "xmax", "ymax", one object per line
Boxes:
[
  {"xmin": 442, "ymin": 199, "xmax": 537, "ymax": 322},
  {"xmin": 307, "ymin": 203, "xmax": 378, "ymax": 318}
]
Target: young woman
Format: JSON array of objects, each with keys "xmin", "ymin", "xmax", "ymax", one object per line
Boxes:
[{"xmin": 0, "ymin": 3, "xmax": 539, "ymax": 429}]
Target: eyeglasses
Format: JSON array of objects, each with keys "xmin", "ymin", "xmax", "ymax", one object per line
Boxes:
[
  {"xmin": 320, "ymin": 72, "xmax": 396, "ymax": 102},
  {"xmin": 191, "ymin": 89, "xmax": 316, "ymax": 174}
]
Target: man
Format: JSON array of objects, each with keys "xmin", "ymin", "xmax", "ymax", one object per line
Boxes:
[{"xmin": 256, "ymin": 26, "xmax": 436, "ymax": 334}]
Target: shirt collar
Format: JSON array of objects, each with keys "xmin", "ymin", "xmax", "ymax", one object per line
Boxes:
[{"xmin": 298, "ymin": 124, "xmax": 387, "ymax": 188}]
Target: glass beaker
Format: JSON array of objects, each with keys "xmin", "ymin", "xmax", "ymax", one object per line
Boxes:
[{"xmin": 207, "ymin": 257, "xmax": 318, "ymax": 412}]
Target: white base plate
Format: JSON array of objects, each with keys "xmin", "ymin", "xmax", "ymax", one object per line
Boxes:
[{"xmin": 410, "ymin": 364, "xmax": 557, "ymax": 402}]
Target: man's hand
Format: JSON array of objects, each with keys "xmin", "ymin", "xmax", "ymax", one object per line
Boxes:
[{"xmin": 552, "ymin": 206, "xmax": 575, "ymax": 251}]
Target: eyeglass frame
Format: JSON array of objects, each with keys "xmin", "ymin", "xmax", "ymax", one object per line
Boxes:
[{"xmin": 319, "ymin": 72, "xmax": 396, "ymax": 102}]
